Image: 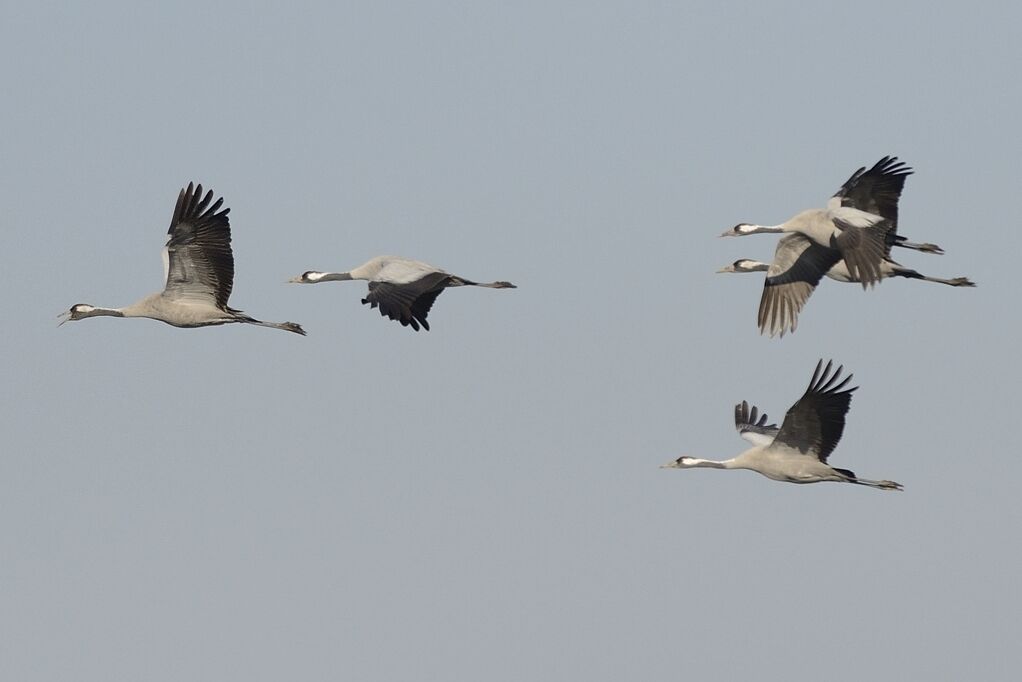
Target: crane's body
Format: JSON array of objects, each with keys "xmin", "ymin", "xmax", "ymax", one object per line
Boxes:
[
  {"xmin": 683, "ymin": 446, "xmax": 856, "ymax": 485},
  {"xmin": 290, "ymin": 255, "xmax": 515, "ymax": 331},
  {"xmin": 65, "ymin": 296, "xmax": 299, "ymax": 331}
]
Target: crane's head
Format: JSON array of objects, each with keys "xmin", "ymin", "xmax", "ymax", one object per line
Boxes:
[
  {"xmin": 288, "ymin": 271, "xmax": 325, "ymax": 284},
  {"xmin": 660, "ymin": 456, "xmax": 699, "ymax": 469},
  {"xmin": 717, "ymin": 259, "xmax": 768, "ymax": 274},
  {"xmin": 288, "ymin": 271, "xmax": 354, "ymax": 284},
  {"xmin": 58, "ymin": 304, "xmax": 97, "ymax": 326},
  {"xmin": 720, "ymin": 223, "xmax": 754, "ymax": 237}
]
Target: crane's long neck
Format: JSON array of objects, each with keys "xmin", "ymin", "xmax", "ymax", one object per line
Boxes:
[
  {"xmin": 746, "ymin": 224, "xmax": 785, "ymax": 235},
  {"xmin": 59, "ymin": 304, "xmax": 127, "ymax": 327},
  {"xmin": 684, "ymin": 457, "xmax": 738, "ymax": 469},
  {"xmin": 83, "ymin": 306, "xmax": 127, "ymax": 319},
  {"xmin": 315, "ymin": 272, "xmax": 354, "ymax": 282},
  {"xmin": 722, "ymin": 261, "xmax": 769, "ymax": 273}
]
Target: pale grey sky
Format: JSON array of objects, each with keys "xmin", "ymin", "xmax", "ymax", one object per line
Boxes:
[{"xmin": 2, "ymin": 1, "xmax": 1020, "ymax": 680}]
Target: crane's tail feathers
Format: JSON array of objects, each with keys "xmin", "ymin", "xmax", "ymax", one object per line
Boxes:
[{"xmin": 836, "ymin": 468, "xmax": 903, "ymax": 491}]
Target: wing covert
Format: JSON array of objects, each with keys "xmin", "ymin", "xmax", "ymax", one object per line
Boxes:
[{"xmin": 734, "ymin": 400, "xmax": 780, "ymax": 446}]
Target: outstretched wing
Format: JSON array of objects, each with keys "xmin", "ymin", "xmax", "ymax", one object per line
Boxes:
[
  {"xmin": 829, "ymin": 156, "xmax": 913, "ymax": 228},
  {"xmin": 162, "ymin": 183, "xmax": 234, "ymax": 308},
  {"xmin": 772, "ymin": 360, "xmax": 857, "ymax": 463},
  {"xmin": 758, "ymin": 234, "xmax": 841, "ymax": 337},
  {"xmin": 734, "ymin": 400, "xmax": 779, "ymax": 446},
  {"xmin": 362, "ymin": 272, "xmax": 451, "ymax": 331}
]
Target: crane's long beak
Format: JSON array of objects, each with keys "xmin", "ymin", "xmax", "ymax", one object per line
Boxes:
[
  {"xmin": 659, "ymin": 460, "xmax": 680, "ymax": 469},
  {"xmin": 57, "ymin": 311, "xmax": 70, "ymax": 327},
  {"xmin": 716, "ymin": 265, "xmax": 735, "ymax": 273},
  {"xmin": 718, "ymin": 229, "xmax": 736, "ymax": 238},
  {"xmin": 286, "ymin": 276, "xmax": 303, "ymax": 284}
]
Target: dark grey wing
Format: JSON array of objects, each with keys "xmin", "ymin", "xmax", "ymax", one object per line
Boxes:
[
  {"xmin": 734, "ymin": 400, "xmax": 780, "ymax": 446},
  {"xmin": 409, "ymin": 288, "xmax": 444, "ymax": 329},
  {"xmin": 772, "ymin": 360, "xmax": 857, "ymax": 463},
  {"xmin": 830, "ymin": 156, "xmax": 913, "ymax": 227},
  {"xmin": 758, "ymin": 234, "xmax": 841, "ymax": 337},
  {"xmin": 362, "ymin": 272, "xmax": 451, "ymax": 331},
  {"xmin": 833, "ymin": 215, "xmax": 892, "ymax": 289},
  {"xmin": 162, "ymin": 183, "xmax": 234, "ymax": 308}
]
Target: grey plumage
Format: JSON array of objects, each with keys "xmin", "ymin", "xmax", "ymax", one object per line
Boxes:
[{"xmin": 734, "ymin": 400, "xmax": 779, "ymax": 447}]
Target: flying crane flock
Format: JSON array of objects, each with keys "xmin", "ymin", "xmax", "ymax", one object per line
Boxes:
[{"xmin": 60, "ymin": 157, "xmax": 974, "ymax": 492}]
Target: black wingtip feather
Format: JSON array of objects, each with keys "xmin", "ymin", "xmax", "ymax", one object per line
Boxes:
[
  {"xmin": 809, "ymin": 359, "xmax": 858, "ymax": 395},
  {"xmin": 735, "ymin": 400, "xmax": 777, "ymax": 431}
]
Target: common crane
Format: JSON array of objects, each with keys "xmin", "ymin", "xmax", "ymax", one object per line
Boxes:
[
  {"xmin": 60, "ymin": 183, "xmax": 305, "ymax": 335},
  {"xmin": 719, "ymin": 233, "xmax": 975, "ymax": 337},
  {"xmin": 661, "ymin": 360, "xmax": 902, "ymax": 490},
  {"xmin": 289, "ymin": 256, "xmax": 515, "ymax": 331},
  {"xmin": 720, "ymin": 156, "xmax": 922, "ymax": 288}
]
